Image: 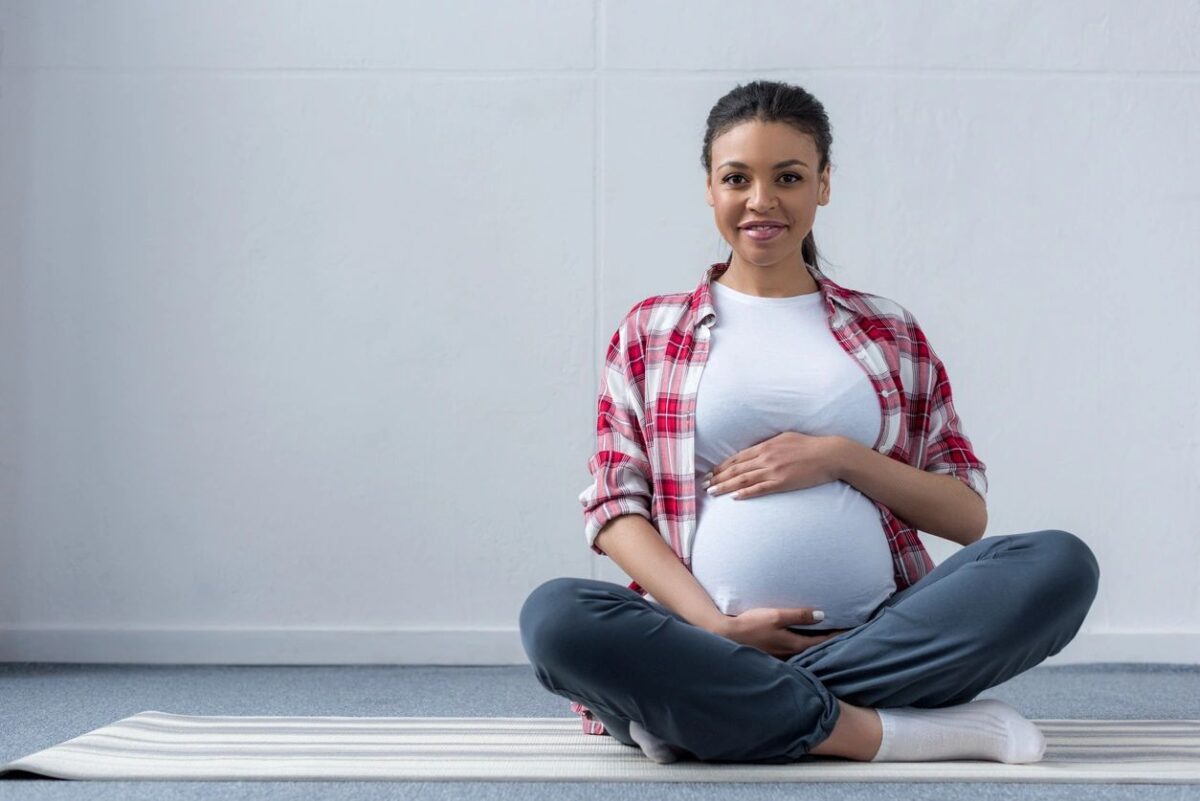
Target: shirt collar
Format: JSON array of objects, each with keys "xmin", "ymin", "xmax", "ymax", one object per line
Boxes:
[{"xmin": 691, "ymin": 259, "xmax": 859, "ymax": 328}]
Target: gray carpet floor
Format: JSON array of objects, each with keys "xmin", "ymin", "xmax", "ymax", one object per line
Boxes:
[{"xmin": 1, "ymin": 662, "xmax": 1198, "ymax": 800}]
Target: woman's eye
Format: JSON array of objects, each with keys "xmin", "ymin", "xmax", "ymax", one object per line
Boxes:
[{"xmin": 722, "ymin": 173, "xmax": 802, "ymax": 185}]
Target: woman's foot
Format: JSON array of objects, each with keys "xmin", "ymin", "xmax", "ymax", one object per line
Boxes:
[
  {"xmin": 628, "ymin": 720, "xmax": 689, "ymax": 764},
  {"xmin": 871, "ymin": 698, "xmax": 1047, "ymax": 763}
]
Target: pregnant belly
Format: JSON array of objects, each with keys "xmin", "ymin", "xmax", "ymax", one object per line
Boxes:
[{"xmin": 689, "ymin": 481, "xmax": 898, "ymax": 629}]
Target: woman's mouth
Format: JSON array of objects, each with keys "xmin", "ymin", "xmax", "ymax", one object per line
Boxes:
[{"xmin": 741, "ymin": 225, "xmax": 787, "ymax": 242}]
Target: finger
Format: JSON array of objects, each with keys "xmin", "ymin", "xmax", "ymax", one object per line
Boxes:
[
  {"xmin": 714, "ymin": 468, "xmax": 771, "ymax": 497},
  {"xmin": 710, "ymin": 451, "xmax": 750, "ymax": 481},
  {"xmin": 786, "ymin": 608, "xmax": 826, "ymax": 625},
  {"xmin": 729, "ymin": 478, "xmax": 769, "ymax": 500},
  {"xmin": 707, "ymin": 474, "xmax": 747, "ymax": 496}
]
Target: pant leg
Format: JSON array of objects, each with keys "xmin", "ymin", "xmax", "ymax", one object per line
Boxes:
[
  {"xmin": 518, "ymin": 529, "xmax": 1099, "ymax": 763},
  {"xmin": 519, "ymin": 576, "xmax": 840, "ymax": 763},
  {"xmin": 789, "ymin": 529, "xmax": 1101, "ymax": 709}
]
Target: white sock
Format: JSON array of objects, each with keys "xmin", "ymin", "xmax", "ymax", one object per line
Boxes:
[
  {"xmin": 870, "ymin": 698, "xmax": 1047, "ymax": 764},
  {"xmin": 628, "ymin": 720, "xmax": 689, "ymax": 764}
]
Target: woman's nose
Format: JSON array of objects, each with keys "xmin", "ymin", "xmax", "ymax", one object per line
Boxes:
[{"xmin": 749, "ymin": 189, "xmax": 777, "ymax": 207}]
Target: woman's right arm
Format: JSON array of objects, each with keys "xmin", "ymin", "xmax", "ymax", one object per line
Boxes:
[
  {"xmin": 579, "ymin": 317, "xmax": 829, "ymax": 656},
  {"xmin": 579, "ymin": 314, "xmax": 726, "ymax": 638},
  {"xmin": 594, "ymin": 513, "xmax": 730, "ymax": 636}
]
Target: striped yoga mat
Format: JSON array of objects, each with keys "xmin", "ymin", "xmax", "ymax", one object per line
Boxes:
[{"xmin": 1, "ymin": 711, "xmax": 1197, "ymax": 783}]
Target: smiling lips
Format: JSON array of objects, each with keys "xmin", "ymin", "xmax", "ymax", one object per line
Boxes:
[{"xmin": 741, "ymin": 223, "xmax": 787, "ymax": 241}]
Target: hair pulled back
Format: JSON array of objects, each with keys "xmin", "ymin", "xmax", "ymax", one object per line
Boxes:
[{"xmin": 701, "ymin": 80, "xmax": 833, "ymax": 270}]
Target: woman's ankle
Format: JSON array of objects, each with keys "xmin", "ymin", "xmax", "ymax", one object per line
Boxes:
[{"xmin": 808, "ymin": 700, "xmax": 883, "ymax": 761}]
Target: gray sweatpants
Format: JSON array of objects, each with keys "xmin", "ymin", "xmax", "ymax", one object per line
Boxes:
[{"xmin": 518, "ymin": 529, "xmax": 1099, "ymax": 764}]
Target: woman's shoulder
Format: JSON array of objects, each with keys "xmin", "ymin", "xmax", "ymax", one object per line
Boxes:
[
  {"xmin": 831, "ymin": 279, "xmax": 913, "ymax": 323},
  {"xmin": 833, "ymin": 284, "xmax": 936, "ymax": 352},
  {"xmin": 617, "ymin": 291, "xmax": 696, "ymax": 338}
]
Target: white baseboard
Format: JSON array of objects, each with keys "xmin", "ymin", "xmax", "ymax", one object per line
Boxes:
[{"xmin": 0, "ymin": 627, "xmax": 1195, "ymax": 666}]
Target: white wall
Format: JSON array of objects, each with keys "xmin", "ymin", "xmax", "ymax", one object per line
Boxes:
[{"xmin": 1, "ymin": 0, "xmax": 1196, "ymax": 666}]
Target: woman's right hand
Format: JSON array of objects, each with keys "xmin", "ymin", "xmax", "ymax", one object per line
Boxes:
[{"xmin": 718, "ymin": 607, "xmax": 848, "ymax": 660}]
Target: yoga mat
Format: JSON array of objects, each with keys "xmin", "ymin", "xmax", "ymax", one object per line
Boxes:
[{"xmin": 1, "ymin": 711, "xmax": 1197, "ymax": 783}]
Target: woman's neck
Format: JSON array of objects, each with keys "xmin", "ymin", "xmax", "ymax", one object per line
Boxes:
[{"xmin": 716, "ymin": 261, "xmax": 817, "ymax": 298}]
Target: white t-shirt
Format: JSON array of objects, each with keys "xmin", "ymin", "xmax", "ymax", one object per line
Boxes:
[{"xmin": 688, "ymin": 279, "xmax": 897, "ymax": 630}]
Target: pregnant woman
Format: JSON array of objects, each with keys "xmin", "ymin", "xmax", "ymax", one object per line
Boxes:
[{"xmin": 519, "ymin": 80, "xmax": 1100, "ymax": 765}]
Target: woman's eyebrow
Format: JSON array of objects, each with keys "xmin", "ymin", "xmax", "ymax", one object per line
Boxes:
[{"xmin": 719, "ymin": 159, "xmax": 809, "ymax": 170}]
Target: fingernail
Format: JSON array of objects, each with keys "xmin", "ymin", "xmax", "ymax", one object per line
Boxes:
[{"xmin": 813, "ymin": 610, "xmax": 825, "ymax": 621}]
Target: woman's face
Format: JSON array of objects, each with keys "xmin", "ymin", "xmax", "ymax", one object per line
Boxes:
[{"xmin": 705, "ymin": 120, "xmax": 831, "ymax": 268}]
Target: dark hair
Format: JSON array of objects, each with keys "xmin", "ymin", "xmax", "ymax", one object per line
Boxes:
[{"xmin": 701, "ymin": 80, "xmax": 834, "ymax": 271}]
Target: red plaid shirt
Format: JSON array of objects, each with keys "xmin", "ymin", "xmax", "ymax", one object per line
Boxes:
[{"xmin": 571, "ymin": 259, "xmax": 987, "ymax": 735}]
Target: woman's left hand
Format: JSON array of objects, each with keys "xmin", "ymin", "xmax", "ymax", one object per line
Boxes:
[{"xmin": 704, "ymin": 432, "xmax": 844, "ymax": 500}]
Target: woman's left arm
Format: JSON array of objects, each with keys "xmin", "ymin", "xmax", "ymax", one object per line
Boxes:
[{"xmin": 830, "ymin": 436, "xmax": 988, "ymax": 547}]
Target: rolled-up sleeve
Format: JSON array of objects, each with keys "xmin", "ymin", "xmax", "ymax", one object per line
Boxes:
[
  {"xmin": 578, "ymin": 321, "xmax": 654, "ymax": 554},
  {"xmin": 913, "ymin": 323, "xmax": 988, "ymax": 502}
]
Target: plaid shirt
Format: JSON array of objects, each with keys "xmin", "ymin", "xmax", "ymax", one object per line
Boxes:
[{"xmin": 571, "ymin": 259, "xmax": 987, "ymax": 735}]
